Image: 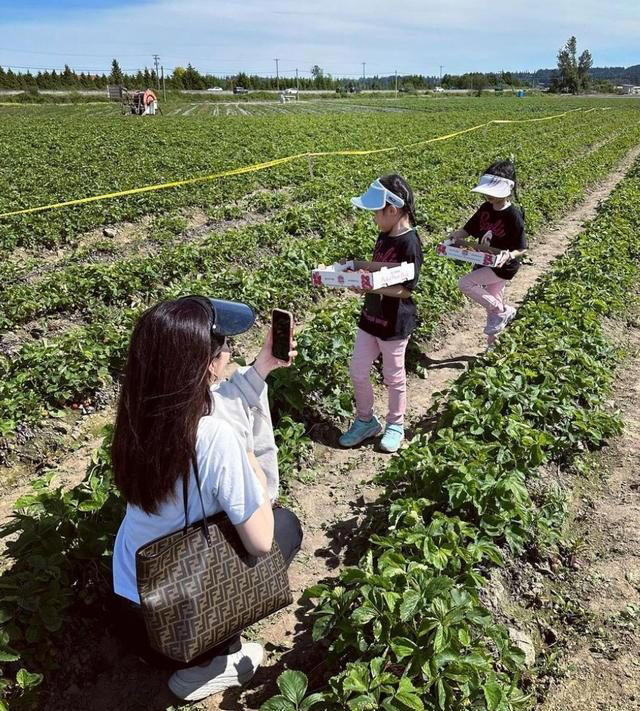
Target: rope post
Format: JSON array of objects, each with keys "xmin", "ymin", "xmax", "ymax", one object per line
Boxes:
[{"xmin": 307, "ymin": 155, "xmax": 314, "ymax": 178}]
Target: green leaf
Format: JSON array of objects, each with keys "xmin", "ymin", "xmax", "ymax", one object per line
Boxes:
[
  {"xmin": 395, "ymin": 691, "xmax": 424, "ymax": 711},
  {"xmin": 352, "ymin": 606, "xmax": 377, "ymax": 625},
  {"xmin": 437, "ymin": 678, "xmax": 446, "ymax": 710},
  {"xmin": 399, "ymin": 589, "xmax": 421, "ymax": 622},
  {"xmin": 483, "ymin": 677, "xmax": 504, "ymax": 711},
  {"xmin": 15, "ymin": 668, "xmax": 43, "ymax": 690},
  {"xmin": 390, "ymin": 637, "xmax": 417, "ymax": 661},
  {"xmin": 277, "ymin": 670, "xmax": 308, "ymax": 705},
  {"xmin": 348, "ymin": 694, "xmax": 378, "ymax": 710},
  {"xmin": 0, "ymin": 649, "xmax": 20, "ymax": 662},
  {"xmin": 260, "ymin": 695, "xmax": 296, "ymax": 711},
  {"xmin": 300, "ymin": 693, "xmax": 326, "ymax": 711}
]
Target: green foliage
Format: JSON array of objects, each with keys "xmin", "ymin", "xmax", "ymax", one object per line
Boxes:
[
  {"xmin": 260, "ymin": 670, "xmax": 325, "ymax": 710},
  {"xmin": 1, "ymin": 98, "xmax": 640, "ymax": 706},
  {"xmin": 0, "ymin": 431, "xmax": 122, "ymax": 706}
]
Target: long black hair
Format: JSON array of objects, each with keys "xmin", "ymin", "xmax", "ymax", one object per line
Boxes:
[
  {"xmin": 112, "ymin": 296, "xmax": 222, "ymax": 514},
  {"xmin": 379, "ymin": 174, "xmax": 417, "ymax": 226},
  {"xmin": 483, "ymin": 158, "xmax": 525, "ymax": 221}
]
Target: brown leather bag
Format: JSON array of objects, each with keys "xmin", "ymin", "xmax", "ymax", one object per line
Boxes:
[{"xmin": 135, "ymin": 455, "xmax": 292, "ymax": 663}]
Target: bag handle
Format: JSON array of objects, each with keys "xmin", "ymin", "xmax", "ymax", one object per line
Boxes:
[{"xmin": 182, "ymin": 453, "xmax": 212, "ymax": 546}]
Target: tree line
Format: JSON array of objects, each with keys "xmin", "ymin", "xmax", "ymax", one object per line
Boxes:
[{"xmin": 0, "ymin": 39, "xmax": 632, "ymax": 94}]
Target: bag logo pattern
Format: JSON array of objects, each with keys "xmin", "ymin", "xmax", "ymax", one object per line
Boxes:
[{"xmin": 136, "ymin": 514, "xmax": 292, "ymax": 662}]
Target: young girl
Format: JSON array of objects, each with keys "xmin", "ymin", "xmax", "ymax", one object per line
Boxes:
[
  {"xmin": 339, "ymin": 175, "xmax": 423, "ymax": 453},
  {"xmin": 449, "ymin": 159, "xmax": 527, "ymax": 346}
]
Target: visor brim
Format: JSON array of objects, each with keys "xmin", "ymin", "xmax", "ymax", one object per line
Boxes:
[
  {"xmin": 208, "ymin": 298, "xmax": 256, "ymax": 336},
  {"xmin": 471, "ymin": 184, "xmax": 512, "ymax": 199},
  {"xmin": 351, "ymin": 186, "xmax": 386, "ymax": 211}
]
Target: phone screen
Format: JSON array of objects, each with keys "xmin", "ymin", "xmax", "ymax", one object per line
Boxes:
[{"xmin": 272, "ymin": 310, "xmax": 292, "ymax": 361}]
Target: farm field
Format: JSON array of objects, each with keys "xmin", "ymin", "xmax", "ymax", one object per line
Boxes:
[{"xmin": 1, "ymin": 95, "xmax": 640, "ymax": 709}]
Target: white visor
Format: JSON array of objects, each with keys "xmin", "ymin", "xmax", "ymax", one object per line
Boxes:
[
  {"xmin": 471, "ymin": 174, "xmax": 514, "ymax": 198},
  {"xmin": 351, "ymin": 178, "xmax": 405, "ymax": 211}
]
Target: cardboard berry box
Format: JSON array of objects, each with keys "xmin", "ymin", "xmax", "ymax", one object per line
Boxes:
[
  {"xmin": 436, "ymin": 240, "xmax": 501, "ymax": 267},
  {"xmin": 311, "ymin": 260, "xmax": 415, "ymax": 290}
]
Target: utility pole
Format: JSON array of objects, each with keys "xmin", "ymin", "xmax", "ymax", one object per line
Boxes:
[
  {"xmin": 161, "ymin": 65, "xmax": 166, "ymax": 102},
  {"xmin": 274, "ymin": 57, "xmax": 279, "ymax": 91},
  {"xmin": 395, "ymin": 69, "xmax": 398, "ymax": 98},
  {"xmin": 362, "ymin": 61, "xmax": 366, "ymax": 87},
  {"xmin": 439, "ymin": 64, "xmax": 444, "ymax": 86},
  {"xmin": 152, "ymin": 54, "xmax": 160, "ymax": 89},
  {"xmin": 295, "ymin": 67, "xmax": 299, "ymax": 100}
]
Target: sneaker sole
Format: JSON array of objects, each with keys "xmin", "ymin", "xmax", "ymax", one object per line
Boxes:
[
  {"xmin": 168, "ymin": 667, "xmax": 256, "ymax": 702},
  {"xmin": 379, "ymin": 440, "xmax": 403, "ymax": 453}
]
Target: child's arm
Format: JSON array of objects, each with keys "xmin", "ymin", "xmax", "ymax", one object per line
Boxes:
[
  {"xmin": 478, "ymin": 245, "xmax": 528, "ymax": 257},
  {"xmin": 448, "ymin": 228, "xmax": 470, "ymax": 246},
  {"xmin": 369, "ymin": 284, "xmax": 411, "ymax": 298}
]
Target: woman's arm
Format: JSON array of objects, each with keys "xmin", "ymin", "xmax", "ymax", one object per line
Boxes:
[{"xmin": 234, "ymin": 452, "xmax": 275, "ymax": 556}]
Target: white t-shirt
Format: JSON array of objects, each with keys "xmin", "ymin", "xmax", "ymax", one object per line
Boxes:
[{"xmin": 112, "ymin": 415, "xmax": 264, "ymax": 603}]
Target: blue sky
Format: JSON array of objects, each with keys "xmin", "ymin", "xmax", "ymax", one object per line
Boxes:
[{"xmin": 0, "ymin": 0, "xmax": 638, "ymax": 77}]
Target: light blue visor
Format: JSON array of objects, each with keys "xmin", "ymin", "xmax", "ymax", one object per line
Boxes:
[{"xmin": 351, "ymin": 179, "xmax": 405, "ymax": 211}]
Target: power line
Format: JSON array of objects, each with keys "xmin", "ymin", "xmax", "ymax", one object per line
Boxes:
[
  {"xmin": 0, "ymin": 60, "xmax": 439, "ymax": 80},
  {"xmin": 0, "ymin": 46, "xmax": 152, "ymax": 58}
]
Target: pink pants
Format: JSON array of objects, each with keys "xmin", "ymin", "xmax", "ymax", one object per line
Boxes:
[
  {"xmin": 458, "ymin": 267, "xmax": 507, "ymax": 315},
  {"xmin": 349, "ymin": 329, "xmax": 409, "ymax": 425}
]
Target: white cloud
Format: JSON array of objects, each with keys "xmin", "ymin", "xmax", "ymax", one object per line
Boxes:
[{"xmin": 0, "ymin": 0, "xmax": 638, "ymax": 75}]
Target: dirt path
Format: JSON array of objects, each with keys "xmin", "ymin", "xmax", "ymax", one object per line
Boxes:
[
  {"xmin": 536, "ymin": 319, "xmax": 640, "ymax": 710},
  {"xmin": 24, "ymin": 143, "xmax": 640, "ymax": 710}
]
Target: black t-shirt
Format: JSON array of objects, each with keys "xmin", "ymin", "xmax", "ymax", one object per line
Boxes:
[
  {"xmin": 358, "ymin": 229, "xmax": 423, "ymax": 341},
  {"xmin": 463, "ymin": 202, "xmax": 527, "ymax": 280}
]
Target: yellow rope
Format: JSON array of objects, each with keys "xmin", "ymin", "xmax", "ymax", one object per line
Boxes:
[{"xmin": 0, "ymin": 107, "xmax": 605, "ymax": 219}]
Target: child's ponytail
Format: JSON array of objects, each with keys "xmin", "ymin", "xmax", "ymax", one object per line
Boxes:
[{"xmin": 379, "ymin": 174, "xmax": 417, "ymax": 227}]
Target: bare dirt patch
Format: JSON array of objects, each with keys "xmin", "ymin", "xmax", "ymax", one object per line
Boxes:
[{"xmin": 537, "ymin": 317, "xmax": 640, "ymax": 711}]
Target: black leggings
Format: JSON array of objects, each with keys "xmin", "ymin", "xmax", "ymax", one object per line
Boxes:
[{"xmin": 113, "ymin": 506, "xmax": 303, "ymax": 670}]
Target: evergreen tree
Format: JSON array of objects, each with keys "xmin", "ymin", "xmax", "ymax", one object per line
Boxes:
[
  {"xmin": 5, "ymin": 68, "xmax": 18, "ymax": 89},
  {"xmin": 62, "ymin": 64, "xmax": 75, "ymax": 88},
  {"xmin": 578, "ymin": 49, "xmax": 593, "ymax": 91},
  {"xmin": 110, "ymin": 58, "xmax": 124, "ymax": 84},
  {"xmin": 553, "ymin": 36, "xmax": 592, "ymax": 93}
]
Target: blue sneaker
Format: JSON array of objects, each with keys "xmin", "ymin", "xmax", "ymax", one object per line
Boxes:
[
  {"xmin": 379, "ymin": 424, "xmax": 404, "ymax": 453},
  {"xmin": 339, "ymin": 415, "xmax": 383, "ymax": 448}
]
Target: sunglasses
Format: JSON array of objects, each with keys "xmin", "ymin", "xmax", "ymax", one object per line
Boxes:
[{"xmin": 211, "ymin": 333, "xmax": 231, "ymax": 357}]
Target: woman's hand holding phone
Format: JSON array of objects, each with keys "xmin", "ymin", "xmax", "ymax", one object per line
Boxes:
[{"xmin": 253, "ymin": 316, "xmax": 297, "ymax": 379}]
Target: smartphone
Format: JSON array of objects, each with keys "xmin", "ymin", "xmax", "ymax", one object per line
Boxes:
[{"xmin": 272, "ymin": 309, "xmax": 293, "ymax": 361}]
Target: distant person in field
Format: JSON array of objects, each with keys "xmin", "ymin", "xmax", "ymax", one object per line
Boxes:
[
  {"xmin": 449, "ymin": 159, "xmax": 528, "ymax": 347},
  {"xmin": 110, "ymin": 296, "xmax": 302, "ymax": 703},
  {"xmin": 339, "ymin": 175, "xmax": 424, "ymax": 454}
]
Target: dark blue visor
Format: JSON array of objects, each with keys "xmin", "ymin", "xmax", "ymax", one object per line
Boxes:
[{"xmin": 207, "ymin": 298, "xmax": 256, "ymax": 336}]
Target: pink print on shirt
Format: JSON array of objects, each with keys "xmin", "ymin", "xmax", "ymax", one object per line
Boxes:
[
  {"xmin": 372, "ymin": 244, "xmax": 399, "ymax": 263},
  {"xmin": 477, "ymin": 210, "xmax": 507, "ymax": 238}
]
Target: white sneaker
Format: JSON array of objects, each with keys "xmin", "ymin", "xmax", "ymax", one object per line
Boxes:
[
  {"xmin": 486, "ymin": 305, "xmax": 516, "ymax": 335},
  {"xmin": 168, "ymin": 641, "xmax": 264, "ymax": 702},
  {"xmin": 483, "ymin": 312, "xmax": 503, "ymax": 335}
]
